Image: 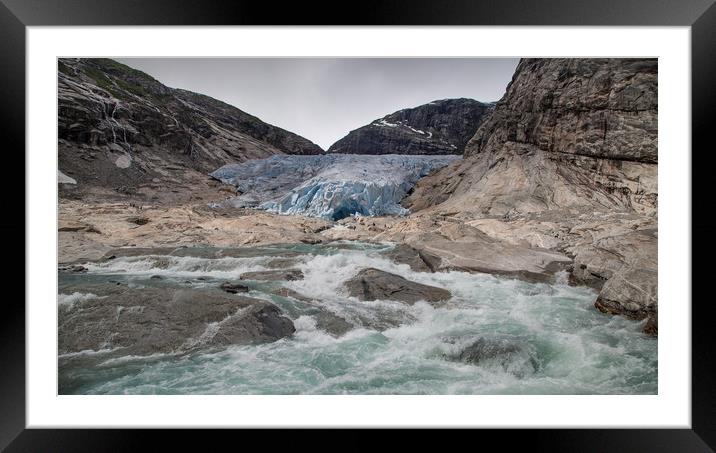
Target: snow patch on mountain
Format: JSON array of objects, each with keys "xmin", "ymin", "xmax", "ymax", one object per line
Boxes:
[
  {"xmin": 373, "ymin": 119, "xmax": 399, "ymax": 128},
  {"xmin": 373, "ymin": 119, "xmax": 431, "ymax": 137}
]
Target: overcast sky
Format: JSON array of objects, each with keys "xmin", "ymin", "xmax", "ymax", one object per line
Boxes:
[{"xmin": 117, "ymin": 58, "xmax": 519, "ymax": 150}]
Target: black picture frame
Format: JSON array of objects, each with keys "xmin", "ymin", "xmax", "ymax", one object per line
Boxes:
[{"xmin": 2, "ymin": 0, "xmax": 713, "ymax": 450}]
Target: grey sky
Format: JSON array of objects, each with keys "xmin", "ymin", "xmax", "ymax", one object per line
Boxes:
[{"xmin": 117, "ymin": 58, "xmax": 519, "ymax": 150}]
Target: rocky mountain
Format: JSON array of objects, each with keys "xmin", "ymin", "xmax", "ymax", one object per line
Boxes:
[
  {"xmin": 403, "ymin": 58, "xmax": 658, "ymax": 334},
  {"xmin": 58, "ymin": 58, "xmax": 322, "ymax": 200},
  {"xmin": 327, "ymin": 98, "xmax": 494, "ymax": 155}
]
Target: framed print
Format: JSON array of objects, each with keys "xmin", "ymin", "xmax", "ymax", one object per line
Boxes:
[{"xmin": 3, "ymin": 0, "xmax": 714, "ymax": 450}]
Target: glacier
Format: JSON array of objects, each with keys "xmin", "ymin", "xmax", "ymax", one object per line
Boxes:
[{"xmin": 210, "ymin": 154, "xmax": 459, "ymax": 220}]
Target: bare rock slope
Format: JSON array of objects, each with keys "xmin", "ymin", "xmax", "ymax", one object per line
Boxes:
[
  {"xmin": 328, "ymin": 98, "xmax": 494, "ymax": 155},
  {"xmin": 58, "ymin": 58, "xmax": 322, "ymax": 200},
  {"xmin": 403, "ymin": 58, "xmax": 658, "ymax": 333}
]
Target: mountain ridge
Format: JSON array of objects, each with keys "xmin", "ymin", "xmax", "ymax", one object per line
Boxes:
[
  {"xmin": 327, "ymin": 98, "xmax": 494, "ymax": 155},
  {"xmin": 58, "ymin": 58, "xmax": 323, "ymax": 201}
]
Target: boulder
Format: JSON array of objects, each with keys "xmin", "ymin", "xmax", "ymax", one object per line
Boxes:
[
  {"xmin": 240, "ymin": 269, "xmax": 304, "ymax": 281},
  {"xmin": 643, "ymin": 314, "xmax": 658, "ymax": 336},
  {"xmin": 220, "ymin": 282, "xmax": 250, "ymax": 294},
  {"xmin": 58, "ymin": 287, "xmax": 295, "ymax": 356},
  {"xmin": 444, "ymin": 337, "xmax": 539, "ymax": 377},
  {"xmin": 344, "ymin": 268, "xmax": 451, "ymax": 306},
  {"xmin": 573, "ymin": 228, "xmax": 657, "ymax": 324},
  {"xmin": 270, "ymin": 287, "xmax": 314, "ymax": 303},
  {"xmin": 59, "ymin": 265, "xmax": 88, "ymax": 273},
  {"xmin": 314, "ymin": 311, "xmax": 354, "ymax": 337},
  {"xmin": 266, "ymin": 258, "xmax": 301, "ymax": 269}
]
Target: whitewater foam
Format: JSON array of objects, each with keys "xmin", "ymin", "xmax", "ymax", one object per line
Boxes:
[
  {"xmin": 83, "ymin": 254, "xmax": 272, "ymax": 280},
  {"xmin": 58, "ymin": 292, "xmax": 103, "ymax": 310},
  {"xmin": 59, "ymin": 243, "xmax": 657, "ymax": 395}
]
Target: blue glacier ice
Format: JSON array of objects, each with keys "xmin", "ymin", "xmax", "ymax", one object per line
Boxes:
[{"xmin": 210, "ymin": 154, "xmax": 459, "ymax": 220}]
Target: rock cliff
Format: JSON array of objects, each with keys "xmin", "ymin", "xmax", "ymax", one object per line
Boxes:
[
  {"xmin": 328, "ymin": 98, "xmax": 493, "ymax": 155},
  {"xmin": 58, "ymin": 58, "xmax": 322, "ymax": 200},
  {"xmin": 403, "ymin": 58, "xmax": 658, "ymax": 334}
]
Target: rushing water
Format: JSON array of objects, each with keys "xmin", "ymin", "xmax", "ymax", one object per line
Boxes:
[{"xmin": 58, "ymin": 242, "xmax": 657, "ymax": 395}]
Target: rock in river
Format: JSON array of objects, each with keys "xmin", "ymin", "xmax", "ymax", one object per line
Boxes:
[
  {"xmin": 444, "ymin": 337, "xmax": 539, "ymax": 377},
  {"xmin": 314, "ymin": 311, "xmax": 354, "ymax": 337},
  {"xmin": 58, "ymin": 287, "xmax": 295, "ymax": 356},
  {"xmin": 220, "ymin": 281, "xmax": 250, "ymax": 294},
  {"xmin": 240, "ymin": 269, "xmax": 304, "ymax": 281},
  {"xmin": 344, "ymin": 268, "xmax": 451, "ymax": 306}
]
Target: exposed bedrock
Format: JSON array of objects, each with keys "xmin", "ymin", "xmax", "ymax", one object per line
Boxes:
[
  {"xmin": 328, "ymin": 218, "xmax": 574, "ymax": 284},
  {"xmin": 220, "ymin": 281, "xmax": 250, "ymax": 294},
  {"xmin": 401, "ymin": 58, "xmax": 658, "ymax": 333},
  {"xmin": 382, "ymin": 244, "xmax": 441, "ymax": 273},
  {"xmin": 406, "ymin": 58, "xmax": 657, "ymax": 216},
  {"xmin": 466, "ymin": 59, "xmax": 657, "ymax": 163},
  {"xmin": 406, "ymin": 223, "xmax": 572, "ymax": 283}
]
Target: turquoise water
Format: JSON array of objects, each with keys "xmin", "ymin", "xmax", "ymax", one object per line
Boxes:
[{"xmin": 58, "ymin": 242, "xmax": 657, "ymax": 394}]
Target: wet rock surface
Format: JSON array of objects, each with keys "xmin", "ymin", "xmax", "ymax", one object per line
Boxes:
[
  {"xmin": 266, "ymin": 258, "xmax": 301, "ymax": 269},
  {"xmin": 59, "ymin": 265, "xmax": 89, "ymax": 273},
  {"xmin": 240, "ymin": 269, "xmax": 304, "ymax": 281},
  {"xmin": 58, "ymin": 286, "xmax": 295, "ymax": 356},
  {"xmin": 220, "ymin": 282, "xmax": 250, "ymax": 294},
  {"xmin": 443, "ymin": 337, "xmax": 539, "ymax": 377},
  {"xmin": 269, "ymin": 287, "xmax": 315, "ymax": 303},
  {"xmin": 314, "ymin": 311, "xmax": 354, "ymax": 337},
  {"xmin": 643, "ymin": 314, "xmax": 658, "ymax": 336},
  {"xmin": 344, "ymin": 268, "xmax": 451, "ymax": 306}
]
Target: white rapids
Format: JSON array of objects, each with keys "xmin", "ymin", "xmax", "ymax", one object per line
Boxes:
[{"xmin": 58, "ymin": 242, "xmax": 657, "ymax": 395}]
